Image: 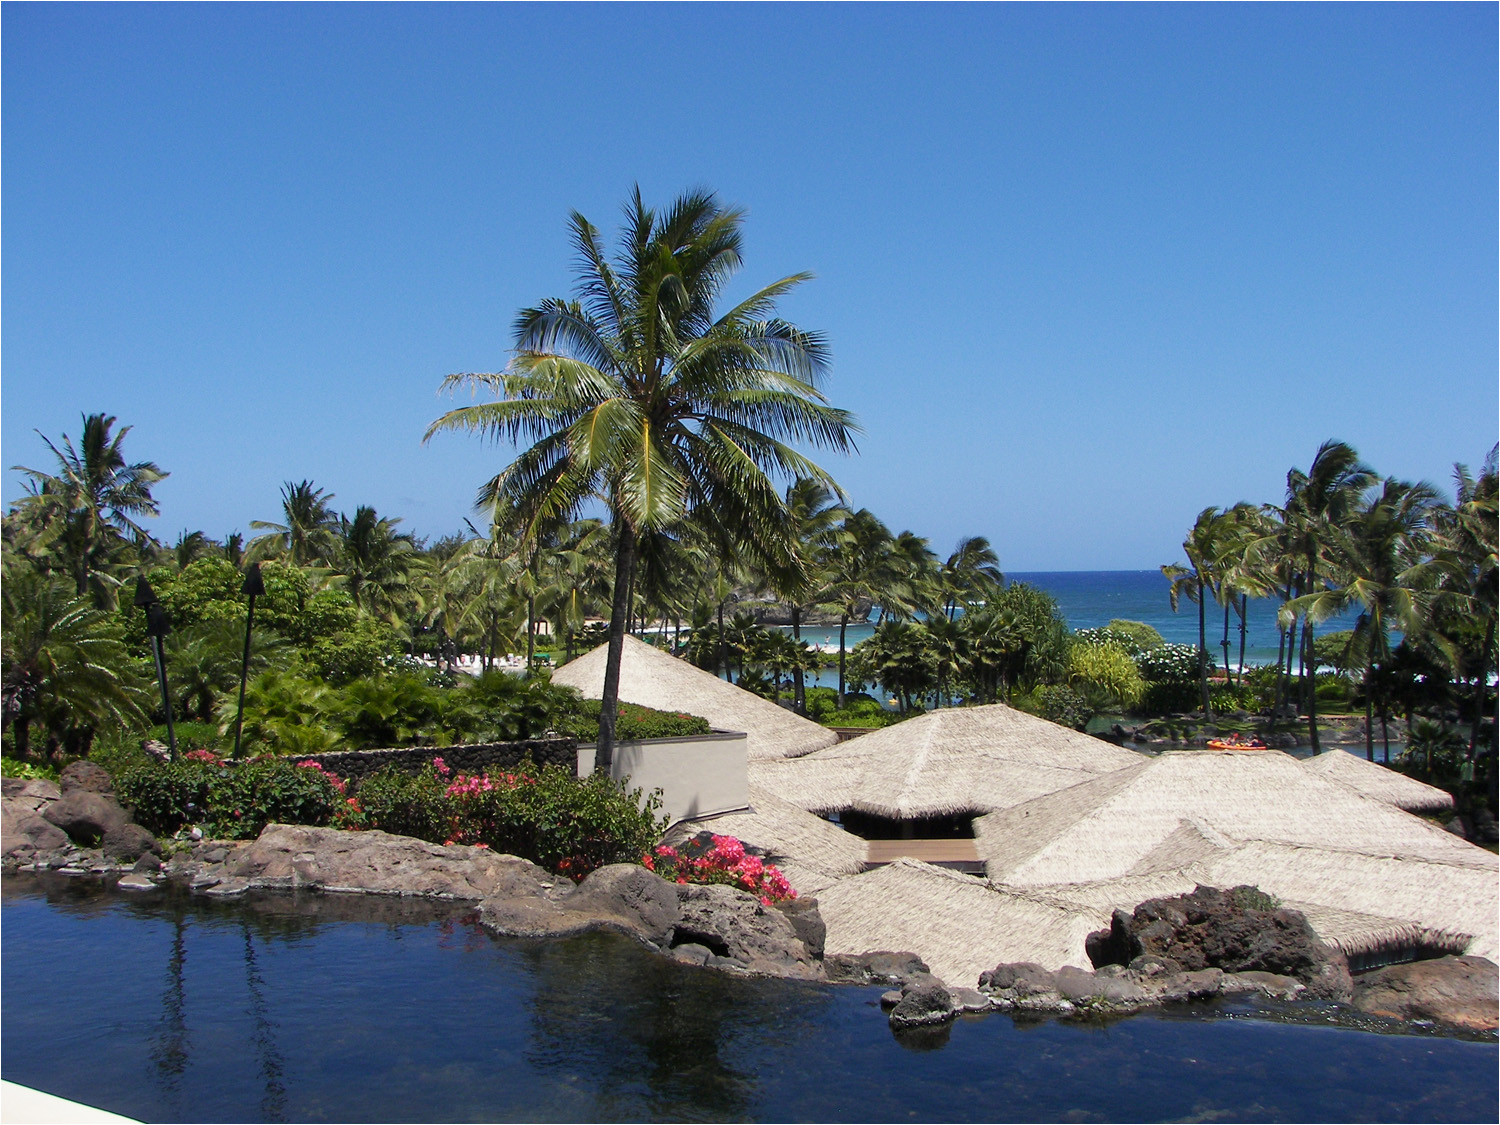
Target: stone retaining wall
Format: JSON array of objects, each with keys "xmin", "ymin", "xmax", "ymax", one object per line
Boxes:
[{"xmin": 292, "ymin": 737, "xmax": 578, "ymax": 783}]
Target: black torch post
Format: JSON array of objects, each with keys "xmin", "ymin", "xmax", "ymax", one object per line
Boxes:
[
  {"xmin": 134, "ymin": 577, "xmax": 178, "ymax": 762},
  {"xmin": 232, "ymin": 562, "xmax": 265, "ymax": 761}
]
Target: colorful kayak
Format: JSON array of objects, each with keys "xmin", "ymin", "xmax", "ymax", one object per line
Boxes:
[{"xmin": 1207, "ymin": 736, "xmax": 1268, "ymax": 750}]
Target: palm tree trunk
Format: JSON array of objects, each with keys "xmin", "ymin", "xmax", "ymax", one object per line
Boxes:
[
  {"xmin": 837, "ymin": 613, "xmax": 849, "ymax": 709},
  {"xmin": 597, "ymin": 521, "xmax": 638, "ymax": 775},
  {"xmin": 1472, "ymin": 616, "xmax": 1495, "ymax": 756},
  {"xmin": 1197, "ymin": 575, "xmax": 1210, "ymax": 714},
  {"xmin": 527, "ymin": 594, "xmax": 536, "ymax": 667},
  {"xmin": 1302, "ymin": 591, "xmax": 1321, "ymax": 754},
  {"xmin": 1364, "ymin": 673, "xmax": 1375, "ymax": 762},
  {"xmin": 1236, "ymin": 594, "xmax": 1249, "ymax": 688},
  {"xmin": 718, "ymin": 601, "xmax": 728, "ymax": 680},
  {"xmin": 791, "ymin": 605, "xmax": 806, "ymax": 715},
  {"xmin": 1221, "ymin": 599, "xmax": 1233, "ymax": 689}
]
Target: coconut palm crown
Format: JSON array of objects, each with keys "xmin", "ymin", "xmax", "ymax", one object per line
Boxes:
[{"xmin": 425, "ymin": 188, "xmax": 858, "ymax": 768}]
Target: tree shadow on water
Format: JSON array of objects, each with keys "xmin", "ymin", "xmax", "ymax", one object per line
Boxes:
[{"xmin": 516, "ymin": 933, "xmax": 832, "ymax": 1120}]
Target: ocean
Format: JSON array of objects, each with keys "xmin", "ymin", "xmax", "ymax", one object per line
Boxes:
[{"xmin": 787, "ymin": 569, "xmax": 1359, "ymax": 674}]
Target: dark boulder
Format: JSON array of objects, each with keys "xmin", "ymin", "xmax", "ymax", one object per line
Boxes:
[
  {"xmin": 889, "ymin": 983, "xmax": 955, "ymax": 1028},
  {"xmin": 774, "ymin": 896, "xmax": 826, "ymax": 960},
  {"xmin": 672, "ymin": 883, "xmax": 822, "ymax": 979},
  {"xmin": 102, "ymin": 823, "xmax": 160, "ymax": 862},
  {"xmin": 1, "ymin": 802, "xmax": 69, "ymax": 855},
  {"xmin": 42, "ymin": 791, "xmax": 130, "ymax": 845},
  {"xmin": 59, "ymin": 760, "xmax": 115, "ymax": 796},
  {"xmin": 825, "ymin": 951, "xmax": 931, "ymax": 986},
  {"xmin": 1086, "ymin": 884, "xmax": 1351, "ymax": 1000},
  {"xmin": 1351, "ymin": 956, "xmax": 1498, "ymax": 1032},
  {"xmin": 568, "ymin": 863, "xmax": 682, "ymax": 946}
]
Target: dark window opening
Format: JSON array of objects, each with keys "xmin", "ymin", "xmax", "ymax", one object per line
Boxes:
[{"xmin": 831, "ymin": 809, "xmax": 977, "ymax": 840}]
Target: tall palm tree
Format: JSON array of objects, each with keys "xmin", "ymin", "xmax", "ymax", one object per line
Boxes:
[
  {"xmin": 426, "ymin": 189, "xmax": 858, "ymax": 769},
  {"xmin": 250, "ymin": 481, "xmax": 340, "ymax": 567},
  {"xmin": 820, "ymin": 509, "xmax": 900, "ymax": 708},
  {"xmin": 1278, "ymin": 441, "xmax": 1377, "ymax": 752},
  {"xmin": 773, "ymin": 478, "xmax": 846, "ymax": 713},
  {"xmin": 1433, "ymin": 448, "xmax": 1498, "ymax": 756},
  {"xmin": 333, "ymin": 506, "xmax": 419, "ymax": 622},
  {"xmin": 1290, "ymin": 478, "xmax": 1441, "ymax": 759},
  {"xmin": 11, "ymin": 412, "xmax": 167, "ymax": 607},
  {"xmin": 1163, "ymin": 507, "xmax": 1224, "ymax": 714},
  {"xmin": 538, "ymin": 519, "xmax": 612, "ymax": 663},
  {"xmin": 939, "ymin": 536, "xmax": 1004, "ymax": 622}
]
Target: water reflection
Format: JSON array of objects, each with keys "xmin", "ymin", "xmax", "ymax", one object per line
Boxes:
[
  {"xmin": 242, "ymin": 925, "xmax": 287, "ymax": 1122},
  {"xmin": 149, "ymin": 913, "xmax": 189, "ymax": 1117},
  {"xmin": 518, "ymin": 933, "xmax": 835, "ymax": 1119}
]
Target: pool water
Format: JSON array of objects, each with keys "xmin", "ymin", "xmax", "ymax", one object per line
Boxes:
[{"xmin": 3, "ymin": 875, "xmax": 1494, "ymax": 1123}]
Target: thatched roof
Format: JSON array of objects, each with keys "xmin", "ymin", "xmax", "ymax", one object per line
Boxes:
[
  {"xmin": 1300, "ymin": 750, "xmax": 1455, "ymax": 813},
  {"xmin": 755, "ymin": 703, "xmax": 1142, "ymax": 819},
  {"xmin": 976, "ymin": 750, "xmax": 1498, "ymax": 963},
  {"xmin": 662, "ymin": 783, "xmax": 869, "ymax": 887},
  {"xmin": 978, "ymin": 751, "xmax": 1479, "ymax": 885},
  {"xmin": 552, "ymin": 636, "xmax": 837, "ymax": 761},
  {"xmin": 817, "ymin": 859, "xmax": 1104, "ymax": 984}
]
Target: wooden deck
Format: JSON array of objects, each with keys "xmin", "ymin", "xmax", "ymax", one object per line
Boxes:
[{"xmin": 864, "ymin": 838, "xmax": 985, "ymax": 874}]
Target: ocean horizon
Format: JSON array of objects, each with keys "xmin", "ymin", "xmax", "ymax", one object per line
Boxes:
[{"xmin": 785, "ymin": 569, "xmax": 1358, "ymax": 673}]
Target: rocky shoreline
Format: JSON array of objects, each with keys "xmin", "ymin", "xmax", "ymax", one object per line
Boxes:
[{"xmin": 4, "ymin": 765, "xmax": 1495, "ymax": 1039}]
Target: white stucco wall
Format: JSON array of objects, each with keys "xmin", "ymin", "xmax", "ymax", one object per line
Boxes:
[{"xmin": 576, "ymin": 730, "xmax": 749, "ymax": 825}]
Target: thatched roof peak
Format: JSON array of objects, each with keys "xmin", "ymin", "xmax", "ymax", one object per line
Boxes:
[
  {"xmin": 551, "ymin": 636, "xmax": 837, "ymax": 761},
  {"xmin": 759, "ymin": 702, "xmax": 1141, "ymax": 819}
]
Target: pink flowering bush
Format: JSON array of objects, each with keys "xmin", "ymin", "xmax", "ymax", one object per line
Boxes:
[
  {"xmin": 355, "ymin": 757, "xmax": 665, "ymax": 880},
  {"xmin": 642, "ymin": 834, "xmax": 796, "ymax": 906}
]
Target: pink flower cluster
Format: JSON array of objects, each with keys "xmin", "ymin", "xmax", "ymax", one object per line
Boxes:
[
  {"xmin": 183, "ymin": 748, "xmax": 221, "ymax": 763},
  {"xmin": 295, "ymin": 760, "xmax": 348, "ymax": 795},
  {"xmin": 641, "ymin": 834, "xmax": 796, "ymax": 906},
  {"xmin": 443, "ymin": 769, "xmax": 535, "ymax": 800}
]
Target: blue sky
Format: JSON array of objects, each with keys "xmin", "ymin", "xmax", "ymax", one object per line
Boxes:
[{"xmin": 4, "ymin": 4, "xmax": 1495, "ymax": 571}]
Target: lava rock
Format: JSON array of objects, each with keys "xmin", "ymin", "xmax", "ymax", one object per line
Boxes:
[
  {"xmin": 2, "ymin": 802, "xmax": 69, "ymax": 855},
  {"xmin": 673, "ymin": 883, "xmax": 823, "ymax": 979},
  {"xmin": 59, "ymin": 761, "xmax": 115, "ymax": 796},
  {"xmin": 825, "ymin": 951, "xmax": 931, "ymax": 986},
  {"xmin": 102, "ymin": 823, "xmax": 160, "ymax": 862},
  {"xmin": 774, "ymin": 895, "xmax": 826, "ymax": 959},
  {"xmin": 889, "ymin": 983, "xmax": 955, "ymax": 1028},
  {"xmin": 1351, "ymin": 956, "xmax": 1499, "ymax": 1032},
  {"xmin": 230, "ymin": 823, "xmax": 555, "ymax": 899},
  {"xmin": 568, "ymin": 863, "xmax": 683, "ymax": 946},
  {"xmin": 1085, "ymin": 884, "xmax": 1352, "ymax": 1001},
  {"xmin": 41, "ymin": 791, "xmax": 130, "ymax": 845}
]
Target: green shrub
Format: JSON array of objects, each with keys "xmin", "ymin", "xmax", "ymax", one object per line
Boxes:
[
  {"xmin": 1139, "ymin": 681, "xmax": 1203, "ymax": 715},
  {"xmin": 1036, "ymin": 685, "xmax": 1094, "ymax": 730},
  {"xmin": 1208, "ymin": 683, "xmax": 1258, "ymax": 712},
  {"xmin": 1, "ymin": 757, "xmax": 58, "ymax": 781},
  {"xmin": 820, "ymin": 706, "xmax": 905, "ymax": 728},
  {"xmin": 1074, "ymin": 626, "xmax": 1151, "ymax": 658},
  {"xmin": 1230, "ymin": 886, "xmax": 1281, "ymax": 912},
  {"xmin": 1069, "ymin": 642, "xmax": 1146, "ymax": 707},
  {"xmin": 115, "ymin": 754, "xmax": 343, "ymax": 839},
  {"xmin": 1315, "ymin": 676, "xmax": 1354, "ymax": 710},
  {"xmin": 207, "ymin": 758, "xmax": 344, "ymax": 838},
  {"xmin": 355, "ymin": 759, "xmax": 666, "ymax": 880},
  {"xmin": 561, "ymin": 700, "xmax": 711, "ymax": 742},
  {"xmin": 1136, "ymin": 643, "xmax": 1213, "ymax": 684},
  {"xmin": 355, "ymin": 764, "xmax": 448, "ymax": 841},
  {"xmin": 115, "ymin": 760, "xmax": 215, "ymax": 835},
  {"xmin": 1106, "ymin": 620, "xmax": 1164, "ymax": 651}
]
